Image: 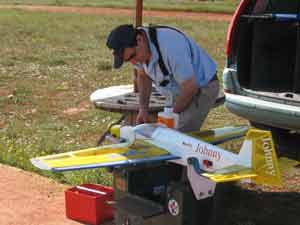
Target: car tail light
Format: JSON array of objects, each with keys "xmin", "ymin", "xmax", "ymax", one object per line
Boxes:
[{"xmin": 226, "ymin": 0, "xmax": 251, "ymax": 56}]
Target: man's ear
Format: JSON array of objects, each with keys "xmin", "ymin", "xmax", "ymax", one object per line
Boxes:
[{"xmin": 136, "ymin": 33, "xmax": 144, "ymax": 45}]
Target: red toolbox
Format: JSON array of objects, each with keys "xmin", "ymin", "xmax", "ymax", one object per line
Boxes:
[{"xmin": 65, "ymin": 184, "xmax": 114, "ymax": 225}]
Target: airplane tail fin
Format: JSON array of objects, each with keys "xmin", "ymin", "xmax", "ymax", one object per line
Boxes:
[{"xmin": 241, "ymin": 129, "xmax": 282, "ymax": 186}]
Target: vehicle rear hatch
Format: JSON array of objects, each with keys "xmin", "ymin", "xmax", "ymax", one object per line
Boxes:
[{"xmin": 228, "ymin": 0, "xmax": 300, "ymax": 103}]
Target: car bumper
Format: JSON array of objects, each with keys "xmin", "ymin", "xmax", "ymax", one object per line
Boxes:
[{"xmin": 225, "ymin": 93, "xmax": 300, "ymax": 131}]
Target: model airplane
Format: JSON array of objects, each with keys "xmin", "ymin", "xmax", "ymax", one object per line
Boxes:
[{"xmin": 31, "ymin": 124, "xmax": 282, "ymax": 199}]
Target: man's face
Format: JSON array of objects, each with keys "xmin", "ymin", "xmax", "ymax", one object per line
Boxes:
[
  {"xmin": 123, "ymin": 33, "xmax": 150, "ymax": 65},
  {"xmin": 123, "ymin": 47, "xmax": 137, "ymax": 64}
]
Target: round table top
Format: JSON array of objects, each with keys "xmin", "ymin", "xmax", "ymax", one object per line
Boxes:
[
  {"xmin": 91, "ymin": 85, "xmax": 225, "ymax": 113},
  {"xmin": 91, "ymin": 85, "xmax": 166, "ymax": 113}
]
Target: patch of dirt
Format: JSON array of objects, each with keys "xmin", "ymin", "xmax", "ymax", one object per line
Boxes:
[
  {"xmin": 0, "ymin": 5, "xmax": 232, "ymax": 22},
  {"xmin": 0, "ymin": 120, "xmax": 6, "ymax": 129},
  {"xmin": 0, "ymin": 164, "xmax": 82, "ymax": 225},
  {"xmin": 0, "ymin": 89, "xmax": 10, "ymax": 97},
  {"xmin": 63, "ymin": 101, "xmax": 90, "ymax": 116}
]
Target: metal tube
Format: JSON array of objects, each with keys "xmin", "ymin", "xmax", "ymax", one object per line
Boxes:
[
  {"xmin": 293, "ymin": 22, "xmax": 300, "ymax": 93},
  {"xmin": 134, "ymin": 0, "xmax": 143, "ymax": 92},
  {"xmin": 135, "ymin": 0, "xmax": 143, "ymax": 27}
]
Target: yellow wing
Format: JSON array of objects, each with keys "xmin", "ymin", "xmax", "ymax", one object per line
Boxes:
[{"xmin": 31, "ymin": 141, "xmax": 179, "ymax": 172}]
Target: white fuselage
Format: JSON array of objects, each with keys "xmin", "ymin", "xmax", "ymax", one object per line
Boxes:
[{"xmin": 133, "ymin": 124, "xmax": 242, "ymax": 172}]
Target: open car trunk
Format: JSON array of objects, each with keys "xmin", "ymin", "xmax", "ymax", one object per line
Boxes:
[{"xmin": 235, "ymin": 0, "xmax": 300, "ymax": 101}]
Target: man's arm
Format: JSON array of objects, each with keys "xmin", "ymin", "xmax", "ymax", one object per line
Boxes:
[
  {"xmin": 173, "ymin": 76, "xmax": 199, "ymax": 114},
  {"xmin": 136, "ymin": 69, "xmax": 152, "ymax": 123}
]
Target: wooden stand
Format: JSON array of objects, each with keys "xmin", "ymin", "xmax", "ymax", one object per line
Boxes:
[
  {"xmin": 92, "ymin": 86, "xmax": 166, "ymax": 125},
  {"xmin": 91, "ymin": 85, "xmax": 225, "ymax": 126}
]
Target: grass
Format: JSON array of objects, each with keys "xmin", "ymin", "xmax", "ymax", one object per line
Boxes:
[
  {"xmin": 0, "ymin": 0, "xmax": 240, "ymax": 14},
  {"xmin": 0, "ymin": 7, "xmax": 239, "ymax": 184},
  {"xmin": 0, "ymin": 6, "xmax": 242, "ymax": 178},
  {"xmin": 0, "ymin": 8, "xmax": 299, "ymax": 225}
]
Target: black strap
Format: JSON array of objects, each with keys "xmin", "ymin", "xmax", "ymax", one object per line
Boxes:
[
  {"xmin": 143, "ymin": 25, "xmax": 188, "ymax": 87},
  {"xmin": 148, "ymin": 26, "xmax": 170, "ymax": 77}
]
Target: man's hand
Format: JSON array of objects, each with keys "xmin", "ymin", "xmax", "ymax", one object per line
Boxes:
[{"xmin": 136, "ymin": 109, "xmax": 149, "ymax": 124}]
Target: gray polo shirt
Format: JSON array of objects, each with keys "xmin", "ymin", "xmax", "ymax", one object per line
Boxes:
[{"xmin": 136, "ymin": 27, "xmax": 217, "ymax": 99}]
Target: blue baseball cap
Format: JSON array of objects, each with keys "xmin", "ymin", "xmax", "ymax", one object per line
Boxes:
[{"xmin": 106, "ymin": 24, "xmax": 137, "ymax": 69}]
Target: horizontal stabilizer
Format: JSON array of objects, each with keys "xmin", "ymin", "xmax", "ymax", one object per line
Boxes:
[
  {"xmin": 203, "ymin": 172, "xmax": 257, "ymax": 183},
  {"xmin": 31, "ymin": 141, "xmax": 179, "ymax": 172},
  {"xmin": 202, "ymin": 165, "xmax": 257, "ymax": 182},
  {"xmin": 189, "ymin": 126, "xmax": 249, "ymax": 145}
]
